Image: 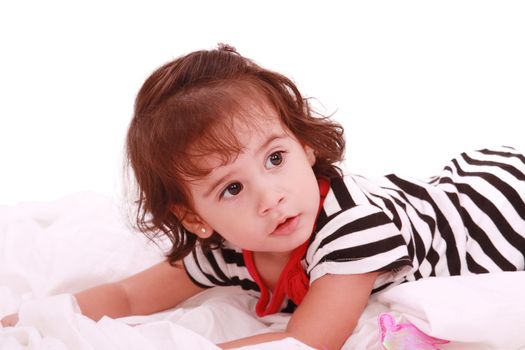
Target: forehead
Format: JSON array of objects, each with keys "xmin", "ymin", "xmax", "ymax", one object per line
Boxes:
[
  {"xmin": 183, "ymin": 101, "xmax": 289, "ymax": 175},
  {"xmin": 229, "ymin": 104, "xmax": 284, "ymax": 142}
]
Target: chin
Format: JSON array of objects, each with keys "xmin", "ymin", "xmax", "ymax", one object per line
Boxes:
[{"xmin": 284, "ymin": 233, "xmax": 311, "ymax": 251}]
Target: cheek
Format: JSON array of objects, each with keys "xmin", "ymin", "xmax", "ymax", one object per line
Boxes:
[
  {"xmin": 303, "ymin": 168, "xmax": 320, "ymax": 202},
  {"xmin": 198, "ymin": 204, "xmax": 244, "ymax": 232},
  {"xmin": 304, "ymin": 146, "xmax": 316, "ymax": 166},
  {"xmin": 190, "ymin": 199, "xmax": 221, "ymax": 226}
]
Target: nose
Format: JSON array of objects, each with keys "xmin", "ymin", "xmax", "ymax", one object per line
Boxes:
[{"xmin": 257, "ymin": 186, "xmax": 285, "ymax": 216}]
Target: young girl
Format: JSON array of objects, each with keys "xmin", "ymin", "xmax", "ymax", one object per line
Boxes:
[{"xmin": 2, "ymin": 44, "xmax": 525, "ymax": 350}]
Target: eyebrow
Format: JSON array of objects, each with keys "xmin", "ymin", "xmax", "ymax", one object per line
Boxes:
[{"xmin": 204, "ymin": 133, "xmax": 287, "ymax": 197}]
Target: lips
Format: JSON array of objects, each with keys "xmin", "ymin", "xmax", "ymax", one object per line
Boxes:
[{"xmin": 270, "ymin": 215, "xmax": 299, "ymax": 236}]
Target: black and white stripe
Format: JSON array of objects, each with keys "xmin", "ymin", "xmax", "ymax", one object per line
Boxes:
[
  {"xmin": 183, "ymin": 146, "xmax": 525, "ymax": 309},
  {"xmin": 306, "ymin": 146, "xmax": 525, "ymax": 292}
]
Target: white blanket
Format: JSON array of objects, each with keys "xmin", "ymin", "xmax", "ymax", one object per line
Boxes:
[{"xmin": 1, "ymin": 193, "xmax": 524, "ymax": 350}]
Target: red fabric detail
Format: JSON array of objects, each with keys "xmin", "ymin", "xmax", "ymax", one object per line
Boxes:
[
  {"xmin": 282, "ymin": 240, "xmax": 310, "ymax": 305},
  {"xmin": 243, "ymin": 178, "xmax": 330, "ymax": 317},
  {"xmin": 242, "ymin": 249, "xmax": 271, "ymax": 316}
]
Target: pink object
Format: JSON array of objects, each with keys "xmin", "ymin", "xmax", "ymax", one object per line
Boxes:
[{"xmin": 379, "ymin": 313, "xmax": 449, "ymax": 350}]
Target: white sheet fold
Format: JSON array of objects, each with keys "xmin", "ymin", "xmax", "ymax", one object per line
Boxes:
[
  {"xmin": 2, "ymin": 192, "xmax": 525, "ymax": 349},
  {"xmin": 377, "ymin": 272, "xmax": 525, "ymax": 349}
]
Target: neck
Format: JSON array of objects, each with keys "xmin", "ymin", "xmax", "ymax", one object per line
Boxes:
[{"xmin": 256, "ymin": 250, "xmax": 292, "ymax": 263}]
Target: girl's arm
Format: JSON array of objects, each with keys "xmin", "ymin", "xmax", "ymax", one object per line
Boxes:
[
  {"xmin": 2, "ymin": 260, "xmax": 203, "ymax": 327},
  {"xmin": 72, "ymin": 260, "xmax": 205, "ymax": 321},
  {"xmin": 219, "ymin": 271, "xmax": 379, "ymax": 350}
]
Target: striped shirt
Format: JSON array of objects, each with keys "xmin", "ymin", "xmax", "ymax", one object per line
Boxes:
[{"xmin": 183, "ymin": 146, "xmax": 525, "ymax": 312}]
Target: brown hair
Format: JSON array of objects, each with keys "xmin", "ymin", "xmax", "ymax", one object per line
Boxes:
[{"xmin": 126, "ymin": 44, "xmax": 345, "ymax": 265}]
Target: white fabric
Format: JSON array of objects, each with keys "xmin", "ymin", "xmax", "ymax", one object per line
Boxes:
[{"xmin": 1, "ymin": 192, "xmax": 525, "ymax": 349}]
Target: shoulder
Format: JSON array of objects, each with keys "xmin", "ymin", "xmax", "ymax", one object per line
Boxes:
[
  {"xmin": 323, "ymin": 174, "xmax": 367, "ymax": 209},
  {"xmin": 183, "ymin": 240, "xmax": 247, "ymax": 288},
  {"xmin": 317, "ymin": 174, "xmax": 378, "ymax": 228},
  {"xmin": 307, "ymin": 176, "xmax": 412, "ymax": 283}
]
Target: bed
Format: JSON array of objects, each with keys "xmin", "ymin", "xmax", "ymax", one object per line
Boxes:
[{"xmin": 1, "ymin": 192, "xmax": 524, "ymax": 349}]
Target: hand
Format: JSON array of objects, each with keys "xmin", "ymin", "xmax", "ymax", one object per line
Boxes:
[{"xmin": 0, "ymin": 313, "xmax": 19, "ymax": 327}]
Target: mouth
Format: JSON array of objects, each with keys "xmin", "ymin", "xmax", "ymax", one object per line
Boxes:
[{"xmin": 270, "ymin": 215, "xmax": 300, "ymax": 236}]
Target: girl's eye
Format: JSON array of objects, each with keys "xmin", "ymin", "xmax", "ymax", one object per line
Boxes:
[
  {"xmin": 221, "ymin": 182, "xmax": 243, "ymax": 199},
  {"xmin": 265, "ymin": 151, "xmax": 284, "ymax": 169}
]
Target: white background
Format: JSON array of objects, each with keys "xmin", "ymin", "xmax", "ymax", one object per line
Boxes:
[{"xmin": 1, "ymin": 1, "xmax": 524, "ymax": 206}]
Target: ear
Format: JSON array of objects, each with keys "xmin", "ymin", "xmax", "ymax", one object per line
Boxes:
[
  {"xmin": 304, "ymin": 145, "xmax": 316, "ymax": 166},
  {"xmin": 170, "ymin": 205, "xmax": 213, "ymax": 239}
]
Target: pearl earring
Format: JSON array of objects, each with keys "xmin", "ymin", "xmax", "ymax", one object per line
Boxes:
[{"xmin": 201, "ymin": 227, "xmax": 206, "ymax": 233}]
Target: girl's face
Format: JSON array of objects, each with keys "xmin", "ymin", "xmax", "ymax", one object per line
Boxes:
[{"xmin": 180, "ymin": 108, "xmax": 320, "ymax": 255}]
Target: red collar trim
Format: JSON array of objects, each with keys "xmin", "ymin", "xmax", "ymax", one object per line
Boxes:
[{"xmin": 242, "ymin": 178, "xmax": 330, "ymax": 317}]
